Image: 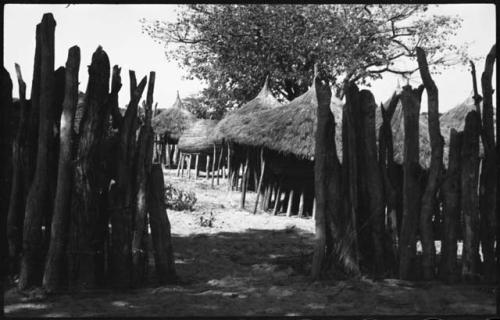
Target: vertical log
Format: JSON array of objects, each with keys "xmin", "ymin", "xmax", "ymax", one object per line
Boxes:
[
  {"xmin": 286, "ymin": 189, "xmax": 294, "ymax": 217},
  {"xmin": 227, "ymin": 143, "xmax": 232, "ymax": 190},
  {"xmin": 177, "ymin": 152, "xmax": 183, "ymax": 176},
  {"xmin": 262, "ymin": 184, "xmax": 270, "ymax": 211},
  {"xmin": 211, "ymin": 145, "xmax": 216, "ymax": 187},
  {"xmin": 7, "ymin": 64, "xmax": 29, "ymax": 272},
  {"xmin": 149, "ymin": 164, "xmax": 176, "ymax": 282},
  {"xmin": 359, "ymin": 90, "xmax": 386, "ymax": 276},
  {"xmin": 217, "ymin": 146, "xmax": 223, "ymax": 186},
  {"xmin": 43, "ymin": 46, "xmax": 80, "ymax": 292},
  {"xmin": 440, "ymin": 129, "xmax": 462, "ymax": 283},
  {"xmin": 240, "ymin": 149, "xmax": 250, "ymax": 209},
  {"xmin": 416, "ymin": 47, "xmax": 444, "ymax": 280},
  {"xmin": 478, "ymin": 45, "xmax": 497, "ymax": 281},
  {"xmin": 312, "ymin": 75, "xmax": 359, "ymax": 279},
  {"xmin": 131, "ymin": 72, "xmax": 155, "ymax": 286},
  {"xmin": 187, "ymin": 154, "xmax": 192, "ymax": 179},
  {"xmin": 19, "ymin": 14, "xmax": 56, "ymax": 289},
  {"xmin": 206, "ymin": 154, "xmax": 210, "ymax": 180},
  {"xmin": 165, "ymin": 142, "xmax": 171, "ymax": 167},
  {"xmin": 273, "ymin": 185, "xmax": 282, "ymax": 216},
  {"xmin": 108, "ymin": 71, "xmax": 148, "ymax": 288},
  {"xmin": 180, "ymin": 153, "xmax": 185, "ymax": 177},
  {"xmin": 194, "ymin": 154, "xmax": 199, "ymax": 179},
  {"xmin": 312, "ymin": 197, "xmax": 317, "ymax": 220},
  {"xmin": 253, "ymin": 148, "xmax": 266, "ymax": 214},
  {"xmin": 298, "ymin": 190, "xmax": 304, "ymax": 218},
  {"xmin": 399, "ymin": 84, "xmax": 424, "ymax": 280},
  {"xmin": 461, "ymin": 111, "xmax": 481, "ymax": 281}
]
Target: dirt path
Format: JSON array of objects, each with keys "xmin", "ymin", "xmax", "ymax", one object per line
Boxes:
[{"xmin": 4, "ymin": 169, "xmax": 496, "ymax": 317}]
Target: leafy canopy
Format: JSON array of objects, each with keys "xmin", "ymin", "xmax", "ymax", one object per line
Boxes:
[{"xmin": 141, "ymin": 4, "xmax": 467, "ymax": 118}]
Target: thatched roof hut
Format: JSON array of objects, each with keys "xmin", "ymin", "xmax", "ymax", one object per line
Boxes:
[
  {"xmin": 152, "ymin": 92, "xmax": 196, "ymax": 143},
  {"xmin": 219, "ymin": 82, "xmax": 344, "ymax": 161},
  {"xmin": 212, "ymin": 77, "xmax": 283, "ymax": 142},
  {"xmin": 178, "ymin": 119, "xmax": 220, "ymax": 154}
]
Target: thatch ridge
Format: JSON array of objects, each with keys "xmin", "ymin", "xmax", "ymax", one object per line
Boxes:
[
  {"xmin": 152, "ymin": 92, "xmax": 196, "ymax": 141},
  {"xmin": 212, "ymin": 77, "xmax": 283, "ymax": 141}
]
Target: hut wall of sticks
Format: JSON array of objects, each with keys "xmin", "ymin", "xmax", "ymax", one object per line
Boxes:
[{"xmin": 3, "ymin": 13, "xmax": 176, "ymax": 293}]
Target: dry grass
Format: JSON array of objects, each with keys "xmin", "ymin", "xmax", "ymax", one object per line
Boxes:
[{"xmin": 178, "ymin": 119, "xmax": 220, "ymax": 154}]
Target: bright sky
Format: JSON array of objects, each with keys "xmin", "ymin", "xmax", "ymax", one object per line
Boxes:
[{"xmin": 3, "ymin": 4, "xmax": 496, "ymax": 112}]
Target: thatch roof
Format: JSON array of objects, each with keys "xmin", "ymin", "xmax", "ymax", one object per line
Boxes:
[
  {"xmin": 178, "ymin": 119, "xmax": 220, "ymax": 154},
  {"xmin": 152, "ymin": 92, "xmax": 196, "ymax": 141},
  {"xmin": 212, "ymin": 77, "xmax": 283, "ymax": 141},
  {"xmin": 217, "ymin": 81, "xmax": 344, "ymax": 161}
]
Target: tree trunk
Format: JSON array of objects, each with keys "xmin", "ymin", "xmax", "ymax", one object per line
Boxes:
[
  {"xmin": 478, "ymin": 45, "xmax": 497, "ymax": 282},
  {"xmin": 149, "ymin": 164, "xmax": 177, "ymax": 283},
  {"xmin": 416, "ymin": 47, "xmax": 444, "ymax": 280},
  {"xmin": 312, "ymin": 76, "xmax": 359, "ymax": 280},
  {"xmin": 7, "ymin": 64, "xmax": 29, "ymax": 273},
  {"xmin": 19, "ymin": 14, "xmax": 56, "ymax": 290},
  {"xmin": 399, "ymin": 85, "xmax": 423, "ymax": 280},
  {"xmin": 359, "ymin": 90, "xmax": 385, "ymax": 277},
  {"xmin": 108, "ymin": 71, "xmax": 147, "ymax": 288},
  {"xmin": 440, "ymin": 129, "xmax": 462, "ymax": 283},
  {"xmin": 461, "ymin": 111, "xmax": 481, "ymax": 281},
  {"xmin": 132, "ymin": 72, "xmax": 155, "ymax": 286},
  {"xmin": 43, "ymin": 46, "xmax": 80, "ymax": 292}
]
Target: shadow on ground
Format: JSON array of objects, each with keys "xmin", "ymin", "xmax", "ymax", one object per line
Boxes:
[{"xmin": 4, "ymin": 227, "xmax": 496, "ymax": 317}]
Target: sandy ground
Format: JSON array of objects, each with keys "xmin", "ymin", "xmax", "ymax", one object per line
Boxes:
[{"xmin": 4, "ymin": 168, "xmax": 497, "ymax": 317}]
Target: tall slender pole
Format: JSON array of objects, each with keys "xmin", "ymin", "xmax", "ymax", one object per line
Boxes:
[
  {"xmin": 287, "ymin": 189, "xmax": 294, "ymax": 217},
  {"xmin": 253, "ymin": 148, "xmax": 266, "ymax": 214},
  {"xmin": 187, "ymin": 154, "xmax": 192, "ymax": 179},
  {"xmin": 216, "ymin": 145, "xmax": 223, "ymax": 185},
  {"xmin": 211, "ymin": 145, "xmax": 216, "ymax": 187},
  {"xmin": 240, "ymin": 148, "xmax": 250, "ymax": 209},
  {"xmin": 194, "ymin": 154, "xmax": 199, "ymax": 180}
]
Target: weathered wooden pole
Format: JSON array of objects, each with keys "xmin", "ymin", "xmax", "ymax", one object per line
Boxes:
[
  {"xmin": 194, "ymin": 154, "xmax": 200, "ymax": 179},
  {"xmin": 359, "ymin": 89, "xmax": 386, "ymax": 276},
  {"xmin": 206, "ymin": 154, "xmax": 210, "ymax": 180},
  {"xmin": 7, "ymin": 64, "xmax": 29, "ymax": 272},
  {"xmin": 273, "ymin": 184, "xmax": 282, "ymax": 215},
  {"xmin": 43, "ymin": 46, "xmax": 80, "ymax": 292},
  {"xmin": 399, "ymin": 84, "xmax": 424, "ymax": 280},
  {"xmin": 211, "ymin": 145, "xmax": 216, "ymax": 187},
  {"xmin": 311, "ymin": 74, "xmax": 360, "ymax": 279},
  {"xmin": 298, "ymin": 190, "xmax": 305, "ymax": 218},
  {"xmin": 19, "ymin": 13, "xmax": 56, "ymax": 289},
  {"xmin": 240, "ymin": 149, "xmax": 250, "ymax": 208},
  {"xmin": 286, "ymin": 189, "xmax": 294, "ymax": 217},
  {"xmin": 131, "ymin": 71, "xmax": 155, "ymax": 286},
  {"xmin": 180, "ymin": 153, "xmax": 185, "ymax": 177},
  {"xmin": 217, "ymin": 146, "xmax": 223, "ymax": 185},
  {"xmin": 253, "ymin": 148, "xmax": 266, "ymax": 214},
  {"xmin": 416, "ymin": 47, "xmax": 444, "ymax": 280},
  {"xmin": 149, "ymin": 163, "xmax": 177, "ymax": 283},
  {"xmin": 187, "ymin": 154, "xmax": 192, "ymax": 179},
  {"xmin": 461, "ymin": 110, "xmax": 481, "ymax": 281},
  {"xmin": 478, "ymin": 45, "xmax": 497, "ymax": 281},
  {"xmin": 312, "ymin": 197, "xmax": 317, "ymax": 220},
  {"xmin": 108, "ymin": 71, "xmax": 148, "ymax": 289},
  {"xmin": 440, "ymin": 129, "xmax": 462, "ymax": 283},
  {"xmin": 227, "ymin": 142, "xmax": 232, "ymax": 190}
]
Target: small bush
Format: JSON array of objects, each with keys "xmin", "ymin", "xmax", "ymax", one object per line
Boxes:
[{"xmin": 164, "ymin": 184, "xmax": 197, "ymax": 211}]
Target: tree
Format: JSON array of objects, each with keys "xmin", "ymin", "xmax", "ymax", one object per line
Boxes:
[{"xmin": 142, "ymin": 4, "xmax": 467, "ymax": 111}]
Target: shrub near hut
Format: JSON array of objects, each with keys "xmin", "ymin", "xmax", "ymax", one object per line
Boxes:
[{"xmin": 164, "ymin": 183, "xmax": 197, "ymax": 211}]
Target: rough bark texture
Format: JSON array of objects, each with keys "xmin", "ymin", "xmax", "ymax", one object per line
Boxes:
[
  {"xmin": 478, "ymin": 45, "xmax": 497, "ymax": 281},
  {"xmin": 341, "ymin": 83, "xmax": 360, "ymax": 271},
  {"xmin": 440, "ymin": 129, "xmax": 462, "ymax": 283},
  {"xmin": 19, "ymin": 14, "xmax": 56, "ymax": 290},
  {"xmin": 378, "ymin": 93, "xmax": 400, "ymax": 276},
  {"xmin": 460, "ymin": 110, "xmax": 481, "ymax": 281},
  {"xmin": 416, "ymin": 47, "xmax": 444, "ymax": 280},
  {"xmin": 359, "ymin": 90, "xmax": 385, "ymax": 277},
  {"xmin": 67, "ymin": 46, "xmax": 110, "ymax": 290},
  {"xmin": 399, "ymin": 85, "xmax": 423, "ymax": 280},
  {"xmin": 149, "ymin": 164, "xmax": 177, "ymax": 283},
  {"xmin": 7, "ymin": 64, "xmax": 29, "ymax": 273},
  {"xmin": 312, "ymin": 77, "xmax": 359, "ymax": 280},
  {"xmin": 43, "ymin": 46, "xmax": 80, "ymax": 292},
  {"xmin": 132, "ymin": 72, "xmax": 155, "ymax": 286},
  {"xmin": 108, "ymin": 72, "xmax": 147, "ymax": 288}
]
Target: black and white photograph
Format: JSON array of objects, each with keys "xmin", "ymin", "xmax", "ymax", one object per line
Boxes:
[{"xmin": 1, "ymin": 3, "xmax": 498, "ymax": 318}]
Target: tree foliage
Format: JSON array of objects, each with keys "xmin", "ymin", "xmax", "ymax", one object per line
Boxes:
[{"xmin": 141, "ymin": 4, "xmax": 467, "ymax": 114}]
